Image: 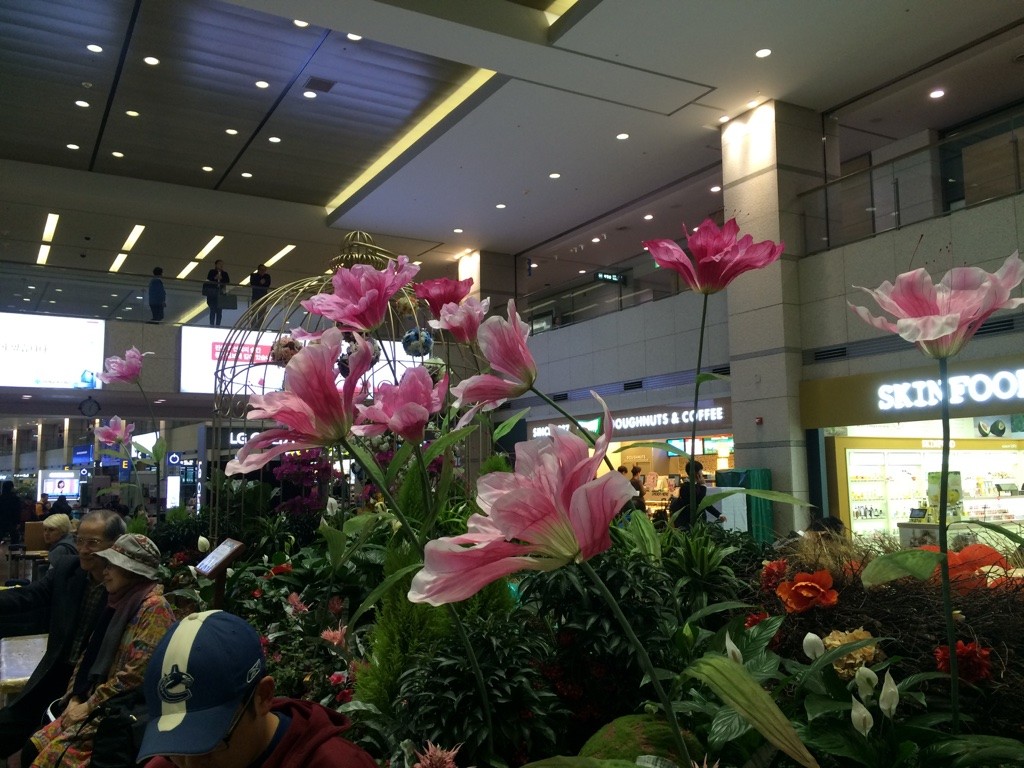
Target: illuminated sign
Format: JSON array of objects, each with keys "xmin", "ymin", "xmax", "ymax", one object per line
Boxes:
[
  {"xmin": 530, "ymin": 417, "xmax": 601, "ymax": 439},
  {"xmin": 595, "ymin": 271, "xmax": 626, "ymax": 285},
  {"xmin": 528, "ymin": 402, "xmax": 729, "ymax": 439},
  {"xmin": 612, "ymin": 407, "xmax": 724, "ymax": 432},
  {"xmin": 877, "ymin": 368, "xmax": 1024, "ymax": 411}
]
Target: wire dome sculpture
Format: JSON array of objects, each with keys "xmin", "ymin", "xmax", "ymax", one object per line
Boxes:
[{"xmin": 208, "ymin": 231, "xmax": 433, "ymax": 539}]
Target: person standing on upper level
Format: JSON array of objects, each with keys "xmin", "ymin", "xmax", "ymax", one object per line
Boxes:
[
  {"xmin": 148, "ymin": 267, "xmax": 166, "ymax": 323},
  {"xmin": 205, "ymin": 260, "xmax": 231, "ymax": 327}
]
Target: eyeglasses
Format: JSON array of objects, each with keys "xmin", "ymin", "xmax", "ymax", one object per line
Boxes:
[{"xmin": 74, "ymin": 536, "xmax": 108, "ymax": 549}]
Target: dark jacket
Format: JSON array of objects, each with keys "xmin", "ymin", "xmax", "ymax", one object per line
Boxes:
[{"xmin": 0, "ymin": 490, "xmax": 20, "ymax": 540}]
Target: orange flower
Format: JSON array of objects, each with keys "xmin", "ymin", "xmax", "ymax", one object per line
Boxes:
[
  {"xmin": 918, "ymin": 544, "xmax": 1009, "ymax": 594},
  {"xmin": 776, "ymin": 570, "xmax": 838, "ymax": 613}
]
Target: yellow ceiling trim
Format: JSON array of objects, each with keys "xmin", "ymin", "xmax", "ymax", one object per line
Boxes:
[
  {"xmin": 325, "ymin": 68, "xmax": 497, "ymax": 215},
  {"xmin": 544, "ymin": 0, "xmax": 579, "ymax": 24}
]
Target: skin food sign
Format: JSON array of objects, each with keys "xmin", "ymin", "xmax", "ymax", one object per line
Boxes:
[{"xmin": 877, "ymin": 368, "xmax": 1024, "ymax": 411}]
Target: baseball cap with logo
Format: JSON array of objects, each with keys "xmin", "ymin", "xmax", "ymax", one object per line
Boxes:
[{"xmin": 138, "ymin": 610, "xmax": 266, "ymax": 759}]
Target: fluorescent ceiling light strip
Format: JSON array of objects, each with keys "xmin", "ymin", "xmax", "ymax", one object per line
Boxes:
[
  {"xmin": 42, "ymin": 213, "xmax": 59, "ymax": 243},
  {"xmin": 177, "ymin": 261, "xmax": 200, "ymax": 279},
  {"xmin": 239, "ymin": 276, "xmax": 251, "ymax": 286},
  {"xmin": 36, "ymin": 244, "xmax": 50, "ymax": 265},
  {"xmin": 264, "ymin": 244, "xmax": 295, "ymax": 267},
  {"xmin": 326, "ymin": 69, "xmax": 497, "ymax": 214},
  {"xmin": 194, "ymin": 235, "xmax": 224, "ymax": 261},
  {"xmin": 122, "ymin": 224, "xmax": 146, "ymax": 251},
  {"xmin": 109, "ymin": 253, "xmax": 128, "ymax": 272}
]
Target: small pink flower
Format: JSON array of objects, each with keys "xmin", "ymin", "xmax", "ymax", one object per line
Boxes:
[
  {"xmin": 353, "ymin": 367, "xmax": 448, "ymax": 443},
  {"xmin": 329, "ymin": 671, "xmax": 347, "ymax": 686},
  {"xmin": 429, "ymin": 297, "xmax": 490, "ymax": 343},
  {"xmin": 286, "ymin": 592, "xmax": 309, "ymax": 613},
  {"xmin": 327, "ymin": 596, "xmax": 344, "ymax": 616},
  {"xmin": 644, "ymin": 218, "xmax": 784, "ymax": 295},
  {"xmin": 321, "ymin": 624, "xmax": 348, "ymax": 648},
  {"xmin": 301, "ymin": 256, "xmax": 419, "ymax": 332},
  {"xmin": 415, "ymin": 277, "xmax": 473, "ymax": 318},
  {"xmin": 97, "ymin": 347, "xmax": 152, "ymax": 384},
  {"xmin": 95, "ymin": 416, "xmax": 134, "ymax": 446},
  {"xmin": 849, "ymin": 251, "xmax": 1024, "ymax": 359},
  {"xmin": 413, "ymin": 742, "xmax": 461, "ymax": 768}
]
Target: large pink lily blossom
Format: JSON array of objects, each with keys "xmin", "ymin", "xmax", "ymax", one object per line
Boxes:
[
  {"xmin": 96, "ymin": 416, "xmax": 135, "ymax": 446},
  {"xmin": 643, "ymin": 218, "xmax": 785, "ymax": 294},
  {"xmin": 409, "ymin": 394, "xmax": 634, "ymax": 606},
  {"xmin": 225, "ymin": 328, "xmax": 373, "ymax": 474},
  {"xmin": 301, "ymin": 256, "xmax": 419, "ymax": 332},
  {"xmin": 849, "ymin": 251, "xmax": 1024, "ymax": 359},
  {"xmin": 353, "ymin": 367, "xmax": 448, "ymax": 443},
  {"xmin": 414, "ymin": 277, "xmax": 473, "ymax": 319},
  {"xmin": 451, "ymin": 300, "xmax": 536, "ymax": 419},
  {"xmin": 428, "ymin": 296, "xmax": 490, "ymax": 344},
  {"xmin": 97, "ymin": 347, "xmax": 152, "ymax": 384}
]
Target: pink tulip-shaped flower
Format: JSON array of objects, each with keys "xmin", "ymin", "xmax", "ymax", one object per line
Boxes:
[
  {"xmin": 96, "ymin": 416, "xmax": 135, "ymax": 446},
  {"xmin": 301, "ymin": 256, "xmax": 419, "ymax": 332},
  {"xmin": 225, "ymin": 328, "xmax": 373, "ymax": 474},
  {"xmin": 414, "ymin": 277, "xmax": 473, "ymax": 319},
  {"xmin": 643, "ymin": 218, "xmax": 785, "ymax": 294},
  {"xmin": 353, "ymin": 367, "xmax": 448, "ymax": 443},
  {"xmin": 451, "ymin": 300, "xmax": 536, "ymax": 419},
  {"xmin": 409, "ymin": 394, "xmax": 635, "ymax": 606},
  {"xmin": 849, "ymin": 251, "xmax": 1024, "ymax": 359},
  {"xmin": 97, "ymin": 347, "xmax": 152, "ymax": 384},
  {"xmin": 428, "ymin": 297, "xmax": 490, "ymax": 344}
]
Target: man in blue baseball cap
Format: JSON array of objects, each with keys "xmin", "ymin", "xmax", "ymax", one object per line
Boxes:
[{"xmin": 138, "ymin": 610, "xmax": 375, "ymax": 768}]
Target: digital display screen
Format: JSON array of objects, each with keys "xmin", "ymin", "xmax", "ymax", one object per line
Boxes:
[
  {"xmin": 0, "ymin": 313, "xmax": 105, "ymax": 389},
  {"xmin": 38, "ymin": 470, "xmax": 81, "ymax": 501}
]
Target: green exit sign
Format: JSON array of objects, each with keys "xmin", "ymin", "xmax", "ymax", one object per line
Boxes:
[{"xmin": 595, "ymin": 271, "xmax": 626, "ymax": 284}]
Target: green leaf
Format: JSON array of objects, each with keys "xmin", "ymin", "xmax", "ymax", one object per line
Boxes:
[
  {"xmin": 613, "ymin": 440, "xmax": 682, "ymax": 455},
  {"xmin": 423, "ymin": 425, "xmax": 476, "ymax": 465},
  {"xmin": 860, "ymin": 549, "xmax": 945, "ymax": 588},
  {"xmin": 347, "ymin": 562, "xmax": 421, "ymax": 627},
  {"xmin": 626, "ymin": 511, "xmax": 662, "ymax": 560},
  {"xmin": 520, "ymin": 759, "xmax": 638, "ymax": 768},
  {"xmin": 700, "ymin": 488, "xmax": 815, "ymax": 513},
  {"xmin": 687, "ymin": 655, "xmax": 820, "ymax": 768},
  {"xmin": 967, "ymin": 520, "xmax": 1024, "ymax": 548},
  {"xmin": 384, "ymin": 441, "xmax": 415, "ymax": 486},
  {"xmin": 696, "ymin": 371, "xmax": 729, "ymax": 385},
  {"xmin": 320, "ymin": 515, "xmax": 381, "ymax": 574},
  {"xmin": 493, "ymin": 407, "xmax": 530, "ymax": 441},
  {"xmin": 921, "ymin": 735, "xmax": 1024, "ymax": 767},
  {"xmin": 686, "ymin": 600, "xmax": 752, "ymax": 625},
  {"xmin": 709, "ymin": 704, "xmax": 752, "ymax": 749},
  {"xmin": 804, "ymin": 693, "xmax": 851, "ymax": 721}
]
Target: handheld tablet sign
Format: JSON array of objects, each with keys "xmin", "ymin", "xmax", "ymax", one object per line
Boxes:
[{"xmin": 195, "ymin": 538, "xmax": 245, "ymax": 578}]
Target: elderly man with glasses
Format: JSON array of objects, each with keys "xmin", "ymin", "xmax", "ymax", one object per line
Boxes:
[{"xmin": 0, "ymin": 509, "xmax": 126, "ymax": 760}]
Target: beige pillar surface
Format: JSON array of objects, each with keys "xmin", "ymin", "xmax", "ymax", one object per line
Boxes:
[{"xmin": 720, "ymin": 101, "xmax": 830, "ymax": 533}]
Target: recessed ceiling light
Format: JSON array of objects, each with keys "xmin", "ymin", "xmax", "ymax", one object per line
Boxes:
[
  {"xmin": 143, "ymin": 56, "xmax": 160, "ymax": 66},
  {"xmin": 616, "ymin": 132, "xmax": 629, "ymax": 140},
  {"xmin": 21, "ymin": 394, "xmax": 31, "ymax": 399},
  {"xmin": 126, "ymin": 110, "xmax": 139, "ymax": 117},
  {"xmin": 755, "ymin": 48, "xmax": 772, "ymax": 58},
  {"xmin": 346, "ymin": 33, "xmax": 362, "ymax": 41},
  {"xmin": 111, "ymin": 293, "xmax": 118, "ymax": 297},
  {"xmin": 718, "ymin": 115, "xmax": 729, "ymax": 123},
  {"xmin": 241, "ymin": 172, "xmax": 253, "ymax": 178},
  {"xmin": 710, "ymin": 185, "xmax": 722, "ymax": 193},
  {"xmin": 412, "ymin": 260, "xmax": 423, "ymax": 266},
  {"xmin": 101, "ymin": 304, "xmax": 109, "ymax": 308},
  {"xmin": 27, "ymin": 285, "xmax": 35, "ymax": 289},
  {"xmin": 225, "ymin": 128, "xmax": 238, "ymax": 135},
  {"xmin": 48, "ymin": 300, "xmax": 55, "ymax": 304},
  {"xmin": 303, "ymin": 90, "xmax": 317, "ymax": 99},
  {"xmin": 87, "ymin": 44, "xmax": 103, "ymax": 53},
  {"xmin": 111, "ymin": 151, "xmax": 124, "ymax": 158},
  {"xmin": 495, "ymin": 203, "xmax": 506, "ymax": 209},
  {"xmin": 75, "ymin": 100, "xmax": 90, "ymax": 108},
  {"xmin": 692, "ymin": 226, "xmax": 699, "ymax": 232},
  {"xmin": 202, "ymin": 166, "xmax": 213, "ymax": 172},
  {"xmin": 530, "ymin": 262, "xmax": 538, "ymax": 268},
  {"xmin": 255, "ymin": 80, "xmax": 269, "ymax": 89},
  {"xmin": 548, "ymin": 172, "xmax": 561, "ymax": 179},
  {"xmin": 929, "ymin": 88, "xmax": 945, "ymax": 99},
  {"xmin": 578, "ymin": 269, "xmax": 586, "ymax": 274},
  {"xmin": 22, "ymin": 298, "xmax": 29, "ymax": 302},
  {"xmin": 268, "ymin": 136, "xmax": 281, "ymax": 143},
  {"xmin": 66, "ymin": 143, "xmax": 80, "ymax": 150},
  {"xmin": 591, "ymin": 237, "xmax": 601, "ymax": 243},
  {"xmin": 293, "ymin": 19, "xmax": 309, "ymax": 27},
  {"xmin": 453, "ymin": 228, "xmax": 463, "ymax": 233},
  {"xmin": 55, "ymin": 288, "xmax": 62, "ymax": 292},
  {"xmin": 747, "ymin": 99, "xmax": 759, "ymax": 109},
  {"xmin": 643, "ymin": 214, "xmax": 654, "ymax": 220}
]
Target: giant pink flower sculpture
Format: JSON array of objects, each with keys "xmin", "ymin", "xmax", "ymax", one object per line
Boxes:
[
  {"xmin": 451, "ymin": 300, "xmax": 536, "ymax": 420},
  {"xmin": 643, "ymin": 218, "xmax": 784, "ymax": 294},
  {"xmin": 414, "ymin": 277, "xmax": 473, "ymax": 319},
  {"xmin": 97, "ymin": 347, "xmax": 151, "ymax": 384},
  {"xmin": 96, "ymin": 416, "xmax": 134, "ymax": 446},
  {"xmin": 429, "ymin": 296, "xmax": 490, "ymax": 344},
  {"xmin": 225, "ymin": 329, "xmax": 373, "ymax": 474},
  {"xmin": 301, "ymin": 256, "xmax": 419, "ymax": 332},
  {"xmin": 353, "ymin": 367, "xmax": 448, "ymax": 443},
  {"xmin": 849, "ymin": 251, "xmax": 1024, "ymax": 359},
  {"xmin": 408, "ymin": 394, "xmax": 634, "ymax": 606}
]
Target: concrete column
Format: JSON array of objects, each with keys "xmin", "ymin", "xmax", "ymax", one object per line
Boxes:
[
  {"xmin": 720, "ymin": 101, "xmax": 829, "ymax": 534},
  {"xmin": 63, "ymin": 418, "xmax": 71, "ymax": 467},
  {"xmin": 11, "ymin": 429, "xmax": 19, "ymax": 473},
  {"xmin": 35, "ymin": 424, "xmax": 44, "ymax": 473}
]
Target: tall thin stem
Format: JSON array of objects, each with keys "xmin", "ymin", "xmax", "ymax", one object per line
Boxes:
[
  {"xmin": 937, "ymin": 356, "xmax": 960, "ymax": 731},
  {"xmin": 579, "ymin": 560, "xmax": 692, "ymax": 766},
  {"xmin": 529, "ymin": 386, "xmax": 616, "ymax": 473},
  {"xmin": 687, "ymin": 294, "xmax": 710, "ymax": 524}
]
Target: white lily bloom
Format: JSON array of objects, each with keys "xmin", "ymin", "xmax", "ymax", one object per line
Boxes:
[
  {"xmin": 803, "ymin": 632, "xmax": 825, "ymax": 660},
  {"xmin": 855, "ymin": 665, "xmax": 878, "ymax": 701},
  {"xmin": 851, "ymin": 695, "xmax": 874, "ymax": 736},
  {"xmin": 724, "ymin": 631, "xmax": 743, "ymax": 664},
  {"xmin": 197, "ymin": 535, "xmax": 211, "ymax": 553},
  {"xmin": 879, "ymin": 671, "xmax": 899, "ymax": 719}
]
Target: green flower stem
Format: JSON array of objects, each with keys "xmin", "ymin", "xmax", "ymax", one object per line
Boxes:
[
  {"xmin": 530, "ymin": 386, "xmax": 616, "ymax": 473},
  {"xmin": 688, "ymin": 293, "xmax": 709, "ymax": 521},
  {"xmin": 937, "ymin": 356, "xmax": 960, "ymax": 732},
  {"xmin": 579, "ymin": 559, "xmax": 692, "ymax": 766},
  {"xmin": 136, "ymin": 381, "xmax": 162, "ymax": 514},
  {"xmin": 412, "ymin": 444, "xmax": 436, "ymax": 527}
]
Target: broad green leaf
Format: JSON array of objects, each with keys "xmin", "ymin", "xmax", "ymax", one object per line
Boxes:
[
  {"xmin": 493, "ymin": 407, "xmax": 530, "ymax": 441},
  {"xmin": 423, "ymin": 425, "xmax": 476, "ymax": 465},
  {"xmin": 687, "ymin": 655, "xmax": 820, "ymax": 768},
  {"xmin": 346, "ymin": 440, "xmax": 389, "ymax": 492},
  {"xmin": 686, "ymin": 600, "xmax": 751, "ymax": 626},
  {"xmin": 967, "ymin": 520, "xmax": 1024, "ymax": 548},
  {"xmin": 708, "ymin": 704, "xmax": 752, "ymax": 750},
  {"xmin": 614, "ymin": 440, "xmax": 682, "ymax": 455},
  {"xmin": 384, "ymin": 441, "xmax": 415, "ymax": 486},
  {"xmin": 520, "ymin": 759, "xmax": 638, "ymax": 768},
  {"xmin": 151, "ymin": 436, "xmax": 167, "ymax": 463},
  {"xmin": 320, "ymin": 515, "xmax": 381, "ymax": 574},
  {"xmin": 860, "ymin": 549, "xmax": 945, "ymax": 588},
  {"xmin": 347, "ymin": 562, "xmax": 421, "ymax": 626},
  {"xmin": 921, "ymin": 735, "xmax": 1024, "ymax": 767},
  {"xmin": 627, "ymin": 511, "xmax": 661, "ymax": 560},
  {"xmin": 700, "ymin": 488, "xmax": 815, "ymax": 513},
  {"xmin": 803, "ymin": 693, "xmax": 851, "ymax": 721},
  {"xmin": 696, "ymin": 371, "xmax": 729, "ymax": 385}
]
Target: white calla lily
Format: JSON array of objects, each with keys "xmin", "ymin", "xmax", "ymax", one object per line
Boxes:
[
  {"xmin": 803, "ymin": 632, "xmax": 825, "ymax": 660},
  {"xmin": 851, "ymin": 695, "xmax": 874, "ymax": 736},
  {"xmin": 855, "ymin": 665, "xmax": 878, "ymax": 701},
  {"xmin": 197, "ymin": 535, "xmax": 211, "ymax": 553},
  {"xmin": 879, "ymin": 671, "xmax": 899, "ymax": 719},
  {"xmin": 724, "ymin": 631, "xmax": 743, "ymax": 664}
]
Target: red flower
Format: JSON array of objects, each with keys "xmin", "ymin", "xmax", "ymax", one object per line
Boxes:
[
  {"xmin": 269, "ymin": 563, "xmax": 293, "ymax": 576},
  {"xmin": 744, "ymin": 611, "xmax": 769, "ymax": 629},
  {"xmin": 919, "ymin": 544, "xmax": 1009, "ymax": 594},
  {"xmin": 776, "ymin": 570, "xmax": 839, "ymax": 614},
  {"xmin": 935, "ymin": 640, "xmax": 992, "ymax": 684},
  {"xmin": 327, "ymin": 596, "xmax": 344, "ymax": 616},
  {"xmin": 251, "ymin": 588, "xmax": 263, "ymax": 598},
  {"xmin": 760, "ymin": 559, "xmax": 788, "ymax": 592}
]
